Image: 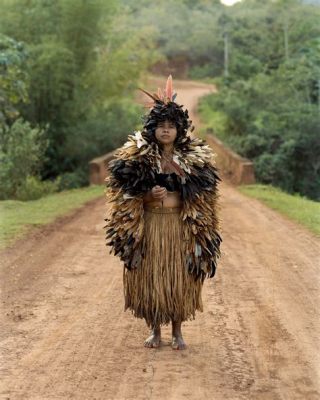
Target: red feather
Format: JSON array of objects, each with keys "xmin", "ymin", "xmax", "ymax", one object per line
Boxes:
[{"xmin": 165, "ymin": 75, "xmax": 173, "ymax": 101}]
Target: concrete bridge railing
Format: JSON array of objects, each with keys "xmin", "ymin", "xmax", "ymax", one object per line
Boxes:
[
  {"xmin": 89, "ymin": 131, "xmax": 256, "ymax": 186},
  {"xmin": 205, "ymin": 129, "xmax": 256, "ymax": 185},
  {"xmin": 89, "ymin": 151, "xmax": 116, "ymax": 185}
]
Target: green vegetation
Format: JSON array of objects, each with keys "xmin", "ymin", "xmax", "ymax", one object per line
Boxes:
[
  {"xmin": 0, "ymin": 185, "xmax": 104, "ymax": 249},
  {"xmin": 238, "ymin": 184, "xmax": 320, "ymax": 236},
  {"xmin": 0, "ymin": 118, "xmax": 50, "ymax": 199},
  {"xmin": 1, "ymin": 0, "xmax": 318, "ymax": 207},
  {"xmin": 120, "ymin": 0, "xmax": 320, "ymax": 202},
  {"xmin": 0, "ymin": 0, "xmax": 159, "ymax": 200},
  {"xmin": 195, "ymin": 1, "xmax": 320, "ymax": 201}
]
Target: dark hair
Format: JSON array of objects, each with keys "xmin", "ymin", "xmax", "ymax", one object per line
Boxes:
[{"xmin": 141, "ymin": 100, "xmax": 194, "ymax": 148}]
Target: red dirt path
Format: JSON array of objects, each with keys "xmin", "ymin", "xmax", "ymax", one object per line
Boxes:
[{"xmin": 1, "ymin": 78, "xmax": 319, "ymax": 400}]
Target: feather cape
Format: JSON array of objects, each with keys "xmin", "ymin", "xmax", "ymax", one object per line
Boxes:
[{"xmin": 104, "ymin": 130, "xmax": 223, "ymax": 282}]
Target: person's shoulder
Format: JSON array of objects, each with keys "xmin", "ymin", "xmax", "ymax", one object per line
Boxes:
[
  {"xmin": 106, "ymin": 130, "xmax": 155, "ymax": 181},
  {"xmin": 183, "ymin": 137, "xmax": 217, "ymax": 166},
  {"xmin": 112, "ymin": 130, "xmax": 145, "ymax": 160},
  {"xmin": 107, "ymin": 131, "xmax": 151, "ymax": 170},
  {"xmin": 179, "ymin": 137, "xmax": 222, "ymax": 187}
]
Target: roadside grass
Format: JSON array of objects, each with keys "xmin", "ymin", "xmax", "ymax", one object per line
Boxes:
[
  {"xmin": 238, "ymin": 183, "xmax": 320, "ymax": 237},
  {"xmin": 1, "ymin": 178, "xmax": 318, "ymax": 252},
  {"xmin": 0, "ymin": 185, "xmax": 105, "ymax": 250}
]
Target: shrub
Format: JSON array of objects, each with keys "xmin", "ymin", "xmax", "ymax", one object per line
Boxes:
[
  {"xmin": 202, "ymin": 70, "xmax": 320, "ymax": 201},
  {"xmin": 56, "ymin": 168, "xmax": 89, "ymax": 191},
  {"xmin": 189, "ymin": 64, "xmax": 217, "ymax": 80},
  {"xmin": 49, "ymin": 98, "xmax": 142, "ymax": 181},
  {"xmin": 0, "ymin": 117, "xmax": 49, "ymax": 199},
  {"xmin": 15, "ymin": 175, "xmax": 59, "ymax": 201}
]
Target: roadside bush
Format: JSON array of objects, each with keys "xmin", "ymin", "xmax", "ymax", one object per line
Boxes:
[
  {"xmin": 55, "ymin": 98, "xmax": 142, "ymax": 175},
  {"xmin": 189, "ymin": 64, "xmax": 217, "ymax": 80},
  {"xmin": 0, "ymin": 118, "xmax": 49, "ymax": 199},
  {"xmin": 15, "ymin": 175, "xmax": 59, "ymax": 201},
  {"xmin": 56, "ymin": 168, "xmax": 89, "ymax": 191},
  {"xmin": 201, "ymin": 69, "xmax": 320, "ymax": 201}
]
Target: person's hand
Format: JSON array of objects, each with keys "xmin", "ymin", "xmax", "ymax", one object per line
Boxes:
[{"xmin": 151, "ymin": 185, "xmax": 167, "ymax": 200}]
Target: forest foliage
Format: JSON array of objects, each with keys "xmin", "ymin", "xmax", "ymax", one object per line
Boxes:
[
  {"xmin": 120, "ymin": 0, "xmax": 320, "ymax": 201},
  {"xmin": 1, "ymin": 0, "xmax": 319, "ymax": 201},
  {"xmin": 0, "ymin": 0, "xmax": 158, "ymax": 199}
]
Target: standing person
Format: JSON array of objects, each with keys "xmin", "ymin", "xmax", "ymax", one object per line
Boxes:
[{"xmin": 104, "ymin": 75, "xmax": 222, "ymax": 350}]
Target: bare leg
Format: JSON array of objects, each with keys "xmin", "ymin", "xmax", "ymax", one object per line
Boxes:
[
  {"xmin": 144, "ymin": 324, "xmax": 161, "ymax": 348},
  {"xmin": 171, "ymin": 319, "xmax": 187, "ymax": 350}
]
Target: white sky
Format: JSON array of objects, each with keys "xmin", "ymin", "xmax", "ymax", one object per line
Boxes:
[{"xmin": 220, "ymin": 0, "xmax": 242, "ymax": 5}]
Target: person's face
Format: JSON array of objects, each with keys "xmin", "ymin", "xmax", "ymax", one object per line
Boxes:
[{"xmin": 155, "ymin": 119, "xmax": 177, "ymax": 146}]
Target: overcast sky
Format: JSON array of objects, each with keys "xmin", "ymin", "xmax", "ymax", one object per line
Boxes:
[{"xmin": 220, "ymin": 0, "xmax": 242, "ymax": 5}]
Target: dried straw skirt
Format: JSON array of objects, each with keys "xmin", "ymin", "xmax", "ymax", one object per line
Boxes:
[{"xmin": 123, "ymin": 205, "xmax": 203, "ymax": 328}]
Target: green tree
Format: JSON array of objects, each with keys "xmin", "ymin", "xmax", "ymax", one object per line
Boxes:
[
  {"xmin": 0, "ymin": 118, "xmax": 49, "ymax": 199},
  {"xmin": 0, "ymin": 0, "xmax": 158, "ymax": 187},
  {"xmin": 0, "ymin": 34, "xmax": 29, "ymax": 127}
]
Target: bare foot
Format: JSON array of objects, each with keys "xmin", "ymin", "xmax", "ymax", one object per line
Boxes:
[
  {"xmin": 171, "ymin": 334, "xmax": 187, "ymax": 350},
  {"xmin": 144, "ymin": 327, "xmax": 161, "ymax": 348},
  {"xmin": 171, "ymin": 319, "xmax": 187, "ymax": 350}
]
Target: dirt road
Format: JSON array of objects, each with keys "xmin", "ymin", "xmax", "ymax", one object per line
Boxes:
[{"xmin": 1, "ymin": 79, "xmax": 320, "ymax": 400}]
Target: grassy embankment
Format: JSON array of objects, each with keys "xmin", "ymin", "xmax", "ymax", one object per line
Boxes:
[
  {"xmin": 0, "ymin": 185, "xmax": 105, "ymax": 250},
  {"xmin": 238, "ymin": 184, "xmax": 320, "ymax": 237}
]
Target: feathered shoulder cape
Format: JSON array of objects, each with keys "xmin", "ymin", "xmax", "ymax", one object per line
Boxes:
[{"xmin": 104, "ymin": 130, "xmax": 223, "ymax": 281}]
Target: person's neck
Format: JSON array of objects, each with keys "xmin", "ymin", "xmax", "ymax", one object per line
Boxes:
[{"xmin": 162, "ymin": 143, "xmax": 174, "ymax": 155}]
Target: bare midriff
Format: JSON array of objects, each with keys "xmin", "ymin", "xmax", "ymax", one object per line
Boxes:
[{"xmin": 143, "ymin": 190, "xmax": 182, "ymax": 208}]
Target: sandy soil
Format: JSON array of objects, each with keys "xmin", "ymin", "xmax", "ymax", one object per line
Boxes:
[{"xmin": 1, "ymin": 79, "xmax": 320, "ymax": 400}]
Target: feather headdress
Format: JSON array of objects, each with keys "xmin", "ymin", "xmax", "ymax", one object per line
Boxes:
[
  {"xmin": 138, "ymin": 75, "xmax": 193, "ymax": 146},
  {"xmin": 138, "ymin": 74, "xmax": 178, "ymax": 108}
]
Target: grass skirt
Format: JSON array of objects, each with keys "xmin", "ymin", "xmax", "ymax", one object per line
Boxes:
[{"xmin": 123, "ymin": 205, "xmax": 203, "ymax": 328}]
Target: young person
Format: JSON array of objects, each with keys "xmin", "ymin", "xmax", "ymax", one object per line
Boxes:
[{"xmin": 104, "ymin": 75, "xmax": 222, "ymax": 350}]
